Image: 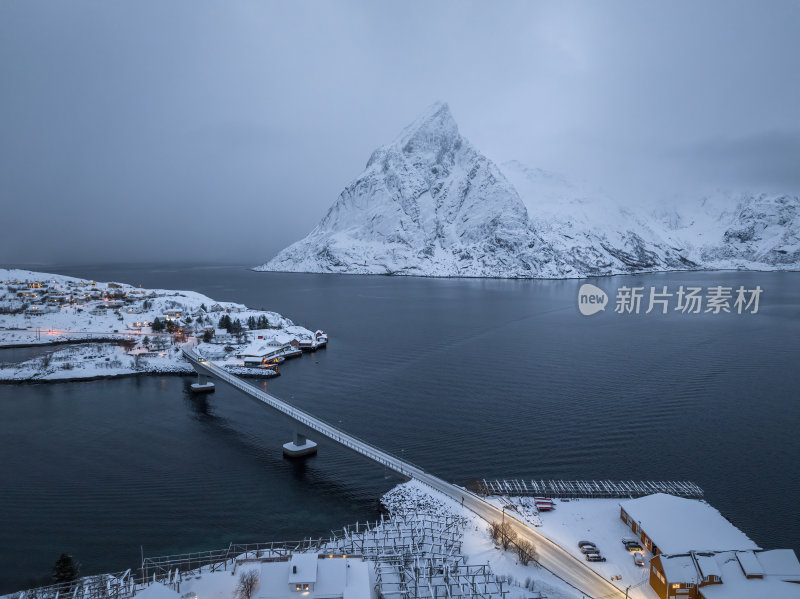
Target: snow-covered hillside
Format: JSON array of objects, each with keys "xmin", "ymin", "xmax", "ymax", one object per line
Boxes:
[
  {"xmin": 655, "ymin": 190, "xmax": 800, "ymax": 269},
  {"xmin": 257, "ymin": 103, "xmax": 799, "ymax": 278}
]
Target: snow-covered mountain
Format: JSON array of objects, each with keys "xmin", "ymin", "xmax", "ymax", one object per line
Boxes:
[
  {"xmin": 259, "ymin": 102, "xmax": 546, "ymax": 277},
  {"xmin": 655, "ymin": 190, "xmax": 800, "ymax": 269},
  {"xmin": 257, "ymin": 103, "xmax": 799, "ymax": 278}
]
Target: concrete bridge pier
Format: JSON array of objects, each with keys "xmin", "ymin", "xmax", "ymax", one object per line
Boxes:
[
  {"xmin": 283, "ymin": 430, "xmax": 318, "ymax": 458},
  {"xmin": 190, "ymin": 369, "xmax": 215, "ymax": 393}
]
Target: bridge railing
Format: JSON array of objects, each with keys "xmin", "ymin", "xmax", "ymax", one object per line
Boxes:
[{"xmin": 182, "ymin": 349, "xmax": 427, "ymax": 479}]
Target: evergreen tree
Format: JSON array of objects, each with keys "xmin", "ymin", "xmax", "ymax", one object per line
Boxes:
[
  {"xmin": 151, "ymin": 317, "xmax": 164, "ymax": 332},
  {"xmin": 247, "ymin": 316, "xmax": 256, "ymax": 330},
  {"xmin": 202, "ymin": 330, "xmax": 213, "ymax": 343},
  {"xmin": 200, "ymin": 303, "xmax": 207, "ymax": 312},
  {"xmin": 52, "ymin": 553, "xmax": 80, "ymax": 584},
  {"xmin": 142, "ymin": 336, "xmax": 151, "ymax": 347},
  {"xmin": 218, "ymin": 315, "xmax": 231, "ymax": 331}
]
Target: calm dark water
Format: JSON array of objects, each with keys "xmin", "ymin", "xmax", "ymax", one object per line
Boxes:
[{"xmin": 1, "ymin": 264, "xmax": 798, "ymax": 592}]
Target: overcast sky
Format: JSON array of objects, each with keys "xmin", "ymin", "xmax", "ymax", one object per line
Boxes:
[{"xmin": 2, "ymin": 1, "xmax": 799, "ymax": 265}]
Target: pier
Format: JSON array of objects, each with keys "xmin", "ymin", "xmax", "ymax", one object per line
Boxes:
[{"xmin": 477, "ymin": 478, "xmax": 704, "ymax": 499}]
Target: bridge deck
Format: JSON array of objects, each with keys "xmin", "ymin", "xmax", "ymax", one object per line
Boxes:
[{"xmin": 183, "ymin": 348, "xmax": 425, "ymax": 479}]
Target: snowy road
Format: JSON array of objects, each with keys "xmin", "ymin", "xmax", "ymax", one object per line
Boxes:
[{"xmin": 183, "ymin": 348, "xmax": 626, "ymax": 599}]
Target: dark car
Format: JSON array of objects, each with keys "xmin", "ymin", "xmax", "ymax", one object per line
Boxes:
[
  {"xmin": 578, "ymin": 541, "xmax": 596, "ymax": 548},
  {"xmin": 624, "ymin": 541, "xmax": 644, "ymax": 552},
  {"xmin": 586, "ymin": 554, "xmax": 606, "ymax": 562}
]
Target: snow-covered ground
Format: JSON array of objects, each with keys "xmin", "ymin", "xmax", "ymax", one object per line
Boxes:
[
  {"xmin": 0, "ymin": 268, "xmax": 323, "ymax": 382},
  {"xmin": 382, "ymin": 481, "xmax": 614, "ymax": 599},
  {"xmin": 485, "ymin": 497, "xmax": 657, "ymax": 599}
]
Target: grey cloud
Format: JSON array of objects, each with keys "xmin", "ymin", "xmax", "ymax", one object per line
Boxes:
[{"xmin": 1, "ymin": 0, "xmax": 799, "ymax": 265}]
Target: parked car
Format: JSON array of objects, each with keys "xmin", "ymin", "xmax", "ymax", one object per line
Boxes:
[
  {"xmin": 580, "ymin": 545, "xmax": 599, "ymax": 554},
  {"xmin": 633, "ymin": 552, "xmax": 645, "ymax": 566},
  {"xmin": 622, "ymin": 538, "xmax": 644, "ymax": 551},
  {"xmin": 578, "ymin": 541, "xmax": 596, "ymax": 548},
  {"xmin": 586, "ymin": 554, "xmax": 606, "ymax": 562}
]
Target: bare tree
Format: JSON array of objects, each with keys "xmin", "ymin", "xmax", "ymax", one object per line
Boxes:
[
  {"xmin": 516, "ymin": 539, "xmax": 537, "ymax": 566},
  {"xmin": 489, "ymin": 521, "xmax": 517, "ymax": 550},
  {"xmin": 235, "ymin": 570, "xmax": 259, "ymax": 599},
  {"xmin": 499, "ymin": 522, "xmax": 517, "ymax": 550},
  {"xmin": 489, "ymin": 521, "xmax": 500, "ymax": 543}
]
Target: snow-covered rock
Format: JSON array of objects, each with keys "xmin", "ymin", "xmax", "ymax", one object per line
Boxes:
[{"xmin": 257, "ymin": 103, "xmax": 799, "ymax": 278}]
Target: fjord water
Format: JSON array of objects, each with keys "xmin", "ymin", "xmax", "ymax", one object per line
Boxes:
[{"xmin": 1, "ymin": 265, "xmax": 798, "ymax": 591}]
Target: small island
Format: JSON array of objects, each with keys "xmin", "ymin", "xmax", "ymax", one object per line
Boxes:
[{"xmin": 0, "ymin": 268, "xmax": 326, "ymax": 382}]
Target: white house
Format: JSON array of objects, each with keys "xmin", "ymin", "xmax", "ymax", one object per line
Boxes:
[
  {"xmin": 258, "ymin": 554, "xmax": 369, "ymax": 599},
  {"xmin": 173, "ymin": 553, "xmax": 369, "ymax": 599}
]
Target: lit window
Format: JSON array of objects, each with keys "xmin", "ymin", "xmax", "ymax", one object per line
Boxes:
[
  {"xmin": 303, "ymin": 585, "xmax": 309, "ymax": 591},
  {"xmin": 295, "ymin": 585, "xmax": 302, "ymax": 591}
]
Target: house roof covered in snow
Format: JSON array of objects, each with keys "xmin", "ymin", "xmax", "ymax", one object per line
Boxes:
[
  {"xmin": 660, "ymin": 549, "xmax": 800, "ymax": 589},
  {"xmin": 698, "ymin": 550, "xmax": 800, "ymax": 599},
  {"xmin": 620, "ymin": 493, "xmax": 759, "ymax": 554},
  {"xmin": 133, "ymin": 583, "xmax": 182, "ymax": 599},
  {"xmin": 659, "ymin": 554, "xmax": 702, "ymax": 584},
  {"xmin": 255, "ymin": 557, "xmax": 369, "ymax": 599},
  {"xmin": 268, "ymin": 332, "xmax": 299, "ymax": 345},
  {"xmin": 695, "ymin": 553, "xmax": 723, "ymax": 579},
  {"xmin": 288, "ymin": 553, "xmax": 318, "ymax": 584}
]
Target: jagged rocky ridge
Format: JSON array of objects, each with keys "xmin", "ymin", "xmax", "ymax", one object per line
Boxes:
[{"xmin": 257, "ymin": 103, "xmax": 799, "ymax": 278}]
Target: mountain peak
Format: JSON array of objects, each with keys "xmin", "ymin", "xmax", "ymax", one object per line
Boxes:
[{"xmin": 392, "ymin": 101, "xmax": 458, "ymax": 153}]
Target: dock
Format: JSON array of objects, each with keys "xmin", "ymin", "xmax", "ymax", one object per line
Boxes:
[{"xmin": 477, "ymin": 478, "xmax": 704, "ymax": 499}]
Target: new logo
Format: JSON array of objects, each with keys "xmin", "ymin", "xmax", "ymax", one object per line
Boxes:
[{"xmin": 578, "ymin": 284, "xmax": 608, "ymax": 316}]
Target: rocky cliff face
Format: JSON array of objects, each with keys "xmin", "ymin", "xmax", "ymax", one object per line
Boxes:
[{"xmin": 257, "ymin": 103, "xmax": 799, "ymax": 278}]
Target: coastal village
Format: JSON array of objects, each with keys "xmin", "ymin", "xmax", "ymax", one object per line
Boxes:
[{"xmin": 0, "ymin": 269, "xmax": 326, "ymax": 382}]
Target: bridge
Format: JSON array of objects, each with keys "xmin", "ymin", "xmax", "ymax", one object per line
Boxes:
[{"xmin": 182, "ymin": 347, "xmax": 628, "ymax": 599}]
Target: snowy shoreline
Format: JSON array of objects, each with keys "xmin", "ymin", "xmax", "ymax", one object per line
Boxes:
[
  {"xmin": 254, "ymin": 264, "xmax": 800, "ymax": 280},
  {"xmin": 0, "ymin": 268, "xmax": 324, "ymax": 383}
]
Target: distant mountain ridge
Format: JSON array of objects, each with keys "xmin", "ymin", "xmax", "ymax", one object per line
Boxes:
[{"xmin": 256, "ymin": 102, "xmax": 800, "ymax": 278}]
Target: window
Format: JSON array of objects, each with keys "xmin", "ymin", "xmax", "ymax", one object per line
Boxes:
[
  {"xmin": 296, "ymin": 585, "xmax": 302, "ymax": 591},
  {"xmin": 303, "ymin": 585, "xmax": 309, "ymax": 591}
]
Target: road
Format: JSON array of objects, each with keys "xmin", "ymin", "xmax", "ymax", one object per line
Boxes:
[{"xmin": 183, "ymin": 347, "xmax": 626, "ymax": 599}]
